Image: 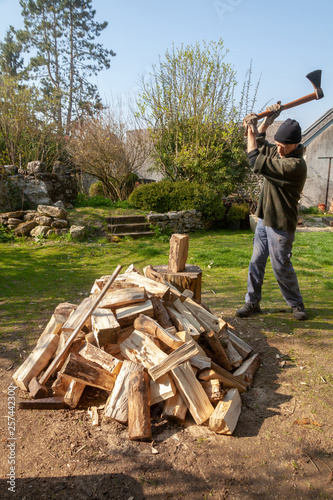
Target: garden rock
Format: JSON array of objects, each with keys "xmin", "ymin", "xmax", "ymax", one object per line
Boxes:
[
  {"xmin": 51, "ymin": 219, "xmax": 69, "ymax": 229},
  {"xmin": 26, "ymin": 161, "xmax": 47, "ymax": 175},
  {"xmin": 53, "ymin": 200, "xmax": 65, "ymax": 209},
  {"xmin": 8, "ymin": 218, "xmax": 22, "ymax": 227},
  {"xmin": 47, "ymin": 228, "xmax": 68, "ymax": 237},
  {"xmin": 23, "ymin": 211, "xmax": 38, "ymax": 221},
  {"xmin": 52, "ymin": 162, "xmax": 67, "ymax": 177},
  {"xmin": 15, "ymin": 221, "xmax": 38, "ymax": 237},
  {"xmin": 37, "ymin": 205, "xmax": 68, "ymax": 219},
  {"xmin": 70, "ymin": 225, "xmax": 86, "ymax": 240},
  {"xmin": 30, "ymin": 226, "xmax": 50, "ymax": 238},
  {"xmin": 36, "ymin": 216, "xmax": 53, "ymax": 226}
]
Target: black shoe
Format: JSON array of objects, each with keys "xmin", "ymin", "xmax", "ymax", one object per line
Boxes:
[
  {"xmin": 292, "ymin": 303, "xmax": 308, "ymax": 320},
  {"xmin": 236, "ymin": 302, "xmax": 261, "ymax": 318}
]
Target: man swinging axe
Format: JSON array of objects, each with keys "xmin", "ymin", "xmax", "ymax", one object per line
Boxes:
[{"xmin": 237, "ymin": 106, "xmax": 308, "ymax": 320}]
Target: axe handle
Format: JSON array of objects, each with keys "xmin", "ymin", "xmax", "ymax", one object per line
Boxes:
[
  {"xmin": 38, "ymin": 264, "xmax": 123, "ymax": 386},
  {"xmin": 257, "ymin": 91, "xmax": 319, "ymax": 119}
]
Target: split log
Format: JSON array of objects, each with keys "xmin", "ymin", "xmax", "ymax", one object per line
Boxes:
[
  {"xmin": 79, "ymin": 342, "xmax": 122, "ymax": 376},
  {"xmin": 143, "ymin": 265, "xmax": 183, "ymax": 300},
  {"xmin": 104, "ymin": 360, "xmax": 144, "ymax": 423},
  {"xmin": 124, "ymin": 272, "xmax": 170, "ymax": 300},
  {"xmin": 91, "ymin": 307, "xmax": 121, "ymax": 346},
  {"xmin": 233, "ymin": 353, "xmax": 261, "ymax": 386},
  {"xmin": 64, "ymin": 379, "xmax": 86, "ymax": 409},
  {"xmin": 60, "ymin": 353, "xmax": 116, "ymax": 391},
  {"xmin": 199, "ymin": 364, "xmax": 247, "ymax": 393},
  {"xmin": 52, "ymin": 373, "xmax": 72, "ymax": 397},
  {"xmin": 148, "ymin": 341, "xmax": 199, "ymax": 381},
  {"xmin": 19, "ymin": 397, "xmax": 67, "ymax": 410},
  {"xmin": 115, "ymin": 300, "xmax": 154, "ymax": 327},
  {"xmin": 166, "ymin": 305, "xmax": 201, "ymax": 339},
  {"xmin": 53, "ymin": 302, "xmax": 77, "ymax": 323},
  {"xmin": 173, "ymin": 331, "xmax": 211, "ymax": 370},
  {"xmin": 133, "ymin": 314, "xmax": 183, "ymax": 350},
  {"xmin": 209, "ymin": 388, "xmax": 242, "ymax": 435},
  {"xmin": 88, "ymin": 406, "xmax": 99, "ymax": 426},
  {"xmin": 38, "ymin": 313, "xmax": 66, "ymax": 342},
  {"xmin": 119, "ymin": 329, "xmax": 167, "ymax": 368},
  {"xmin": 98, "ymin": 286, "xmax": 148, "ymax": 310},
  {"xmin": 200, "ymin": 380, "xmax": 226, "ymax": 403},
  {"xmin": 170, "ymin": 298, "xmax": 205, "ymax": 334},
  {"xmin": 170, "ymin": 361, "xmax": 214, "ymax": 425},
  {"xmin": 128, "ymin": 371, "xmax": 152, "ymax": 441},
  {"xmin": 168, "ymin": 233, "xmax": 189, "ymax": 273},
  {"xmin": 202, "ymin": 331, "xmax": 232, "ymax": 371},
  {"xmin": 149, "ymin": 374, "xmax": 176, "ymax": 405},
  {"xmin": 13, "ymin": 326, "xmax": 60, "ymax": 390},
  {"xmin": 162, "ymin": 391, "xmax": 188, "ymax": 422},
  {"xmin": 150, "ymin": 295, "xmax": 173, "ymax": 329},
  {"xmin": 61, "ymin": 296, "xmax": 93, "ymax": 333},
  {"xmin": 225, "ymin": 340, "xmax": 243, "ymax": 368},
  {"xmin": 153, "ymin": 264, "xmax": 202, "ymax": 303},
  {"xmin": 227, "ymin": 328, "xmax": 253, "ymax": 359},
  {"xmin": 184, "ymin": 298, "xmax": 227, "ymax": 334}
]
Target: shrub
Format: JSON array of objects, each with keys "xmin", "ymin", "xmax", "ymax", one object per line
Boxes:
[
  {"xmin": 0, "ymin": 225, "xmax": 15, "ymax": 243},
  {"xmin": 299, "ymin": 206, "xmax": 321, "ymax": 215},
  {"xmin": 89, "ymin": 181, "xmax": 104, "ymax": 197},
  {"xmin": 226, "ymin": 203, "xmax": 250, "ymax": 224},
  {"xmin": 128, "ymin": 180, "xmax": 226, "ymax": 221}
]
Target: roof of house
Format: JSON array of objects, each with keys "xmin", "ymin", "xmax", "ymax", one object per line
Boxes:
[{"xmin": 301, "ymin": 108, "xmax": 333, "ymax": 146}]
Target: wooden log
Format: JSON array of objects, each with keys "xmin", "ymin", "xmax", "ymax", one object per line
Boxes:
[
  {"xmin": 91, "ymin": 307, "xmax": 121, "ymax": 346},
  {"xmin": 60, "ymin": 352, "xmax": 116, "ymax": 391},
  {"xmin": 61, "ymin": 296, "xmax": 93, "ymax": 333},
  {"xmin": 119, "ymin": 329, "xmax": 167, "ymax": 368},
  {"xmin": 170, "ymin": 361, "xmax": 214, "ymax": 425},
  {"xmin": 184, "ymin": 298, "xmax": 227, "ymax": 334},
  {"xmin": 170, "ymin": 330, "xmax": 210, "ymax": 370},
  {"xmin": 104, "ymin": 360, "xmax": 144, "ymax": 423},
  {"xmin": 162, "ymin": 391, "xmax": 188, "ymax": 422},
  {"xmin": 133, "ymin": 314, "xmax": 183, "ymax": 350},
  {"xmin": 85, "ymin": 331, "xmax": 98, "ymax": 346},
  {"xmin": 37, "ymin": 313, "xmax": 65, "ymax": 342},
  {"xmin": 200, "ymin": 380, "xmax": 226, "ymax": 403},
  {"xmin": 209, "ymin": 388, "xmax": 242, "ymax": 435},
  {"xmin": 148, "ymin": 341, "xmax": 199, "ymax": 381},
  {"xmin": 13, "ymin": 327, "xmax": 60, "ymax": 390},
  {"xmin": 227, "ymin": 329, "xmax": 253, "ymax": 359},
  {"xmin": 166, "ymin": 305, "xmax": 201, "ymax": 339},
  {"xmin": 98, "ymin": 286, "xmax": 148, "ymax": 309},
  {"xmin": 150, "ymin": 295, "xmax": 173, "ymax": 329},
  {"xmin": 115, "ymin": 300, "xmax": 154, "ymax": 327},
  {"xmin": 19, "ymin": 397, "xmax": 67, "ymax": 410},
  {"xmin": 52, "ymin": 373, "xmax": 72, "ymax": 397},
  {"xmin": 153, "ymin": 264, "xmax": 202, "ymax": 303},
  {"xmin": 128, "ymin": 371, "xmax": 152, "ymax": 441},
  {"xmin": 53, "ymin": 302, "xmax": 77, "ymax": 323},
  {"xmin": 168, "ymin": 233, "xmax": 189, "ymax": 273},
  {"xmin": 176, "ymin": 330, "xmax": 206, "ymax": 355},
  {"xmin": 64, "ymin": 379, "xmax": 86, "ymax": 409},
  {"xmin": 170, "ymin": 298, "xmax": 205, "ymax": 334},
  {"xmin": 225, "ymin": 340, "xmax": 243, "ymax": 368},
  {"xmin": 203, "ymin": 331, "xmax": 232, "ymax": 371},
  {"xmin": 233, "ymin": 353, "xmax": 261, "ymax": 386},
  {"xmin": 79, "ymin": 342, "xmax": 122, "ymax": 375},
  {"xmin": 124, "ymin": 272, "xmax": 170, "ymax": 300},
  {"xmin": 88, "ymin": 406, "xmax": 99, "ymax": 426},
  {"xmin": 143, "ymin": 265, "xmax": 183, "ymax": 300},
  {"xmin": 199, "ymin": 365, "xmax": 247, "ymax": 393},
  {"xmin": 149, "ymin": 374, "xmax": 176, "ymax": 405}
]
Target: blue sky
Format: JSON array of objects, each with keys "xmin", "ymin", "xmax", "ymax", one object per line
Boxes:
[{"xmin": 0, "ymin": 0, "xmax": 331, "ymax": 130}]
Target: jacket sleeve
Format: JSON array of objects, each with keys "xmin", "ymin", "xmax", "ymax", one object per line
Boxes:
[
  {"xmin": 247, "ymin": 132, "xmax": 275, "ymax": 166},
  {"xmin": 253, "ymin": 154, "xmax": 306, "ymax": 188}
]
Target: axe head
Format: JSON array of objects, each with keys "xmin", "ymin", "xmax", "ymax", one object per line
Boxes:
[{"xmin": 306, "ymin": 70, "xmax": 324, "ymax": 99}]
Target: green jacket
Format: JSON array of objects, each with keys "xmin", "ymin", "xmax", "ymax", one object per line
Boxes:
[{"xmin": 248, "ymin": 133, "xmax": 307, "ymax": 233}]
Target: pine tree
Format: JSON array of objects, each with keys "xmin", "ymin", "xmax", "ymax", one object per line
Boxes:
[{"xmin": 0, "ymin": 27, "xmax": 24, "ymax": 77}]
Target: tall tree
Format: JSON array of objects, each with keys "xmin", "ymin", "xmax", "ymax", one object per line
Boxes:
[
  {"xmin": 18, "ymin": 0, "xmax": 115, "ymax": 132},
  {"xmin": 0, "ymin": 27, "xmax": 24, "ymax": 77},
  {"xmin": 137, "ymin": 39, "xmax": 257, "ymax": 194}
]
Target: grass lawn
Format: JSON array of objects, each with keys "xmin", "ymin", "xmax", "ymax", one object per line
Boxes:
[{"xmin": 1, "ymin": 228, "xmax": 332, "ymax": 352}]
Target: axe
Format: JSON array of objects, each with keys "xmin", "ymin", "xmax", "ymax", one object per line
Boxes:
[{"xmin": 257, "ymin": 70, "xmax": 324, "ymax": 119}]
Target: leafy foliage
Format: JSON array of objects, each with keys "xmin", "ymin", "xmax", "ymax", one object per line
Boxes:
[
  {"xmin": 226, "ymin": 203, "xmax": 250, "ymax": 223},
  {"xmin": 129, "ymin": 180, "xmax": 226, "ymax": 222},
  {"xmin": 73, "ymin": 193, "xmax": 134, "ymax": 209}
]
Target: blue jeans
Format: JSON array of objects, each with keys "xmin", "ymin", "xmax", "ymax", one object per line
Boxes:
[{"xmin": 245, "ymin": 218, "xmax": 303, "ymax": 307}]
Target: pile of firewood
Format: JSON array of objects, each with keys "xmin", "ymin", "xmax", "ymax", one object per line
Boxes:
[{"xmin": 13, "ymin": 234, "xmax": 260, "ymax": 439}]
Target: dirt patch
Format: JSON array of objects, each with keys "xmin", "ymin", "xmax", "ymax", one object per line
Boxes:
[{"xmin": 1, "ymin": 309, "xmax": 332, "ymax": 500}]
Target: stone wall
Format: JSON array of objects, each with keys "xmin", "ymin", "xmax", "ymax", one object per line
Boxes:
[
  {"xmin": 147, "ymin": 209, "xmax": 211, "ymax": 233},
  {"xmin": 0, "ymin": 161, "xmax": 77, "ymax": 211}
]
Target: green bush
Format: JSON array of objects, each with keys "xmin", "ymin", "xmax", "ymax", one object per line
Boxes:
[
  {"xmin": 299, "ymin": 206, "xmax": 321, "ymax": 215},
  {"xmin": 74, "ymin": 193, "xmax": 134, "ymax": 209},
  {"xmin": 226, "ymin": 203, "xmax": 250, "ymax": 224},
  {"xmin": 128, "ymin": 180, "xmax": 226, "ymax": 221},
  {"xmin": 0, "ymin": 225, "xmax": 15, "ymax": 243},
  {"xmin": 89, "ymin": 181, "xmax": 104, "ymax": 197}
]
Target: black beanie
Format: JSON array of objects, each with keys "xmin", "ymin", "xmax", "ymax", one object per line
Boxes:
[{"xmin": 274, "ymin": 119, "xmax": 302, "ymax": 144}]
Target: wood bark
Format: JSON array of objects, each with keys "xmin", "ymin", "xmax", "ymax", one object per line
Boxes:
[
  {"xmin": 60, "ymin": 353, "xmax": 116, "ymax": 391},
  {"xmin": 150, "ymin": 295, "xmax": 173, "ymax": 329},
  {"xmin": 128, "ymin": 371, "xmax": 152, "ymax": 441}
]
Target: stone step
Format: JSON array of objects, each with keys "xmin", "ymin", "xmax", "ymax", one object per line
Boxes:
[
  {"xmin": 322, "ymin": 216, "xmax": 333, "ymax": 227},
  {"xmin": 106, "ymin": 222, "xmax": 151, "ymax": 234},
  {"xmin": 105, "ymin": 215, "xmax": 147, "ymax": 225},
  {"xmin": 107, "ymin": 231, "xmax": 155, "ymax": 240}
]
